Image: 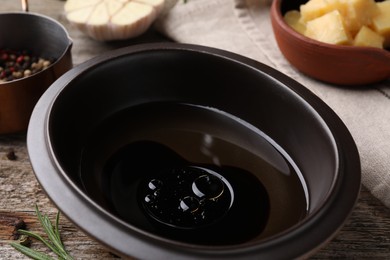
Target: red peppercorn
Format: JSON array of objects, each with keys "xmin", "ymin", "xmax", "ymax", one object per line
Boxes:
[
  {"xmin": 16, "ymin": 55, "xmax": 24, "ymax": 64},
  {"xmin": 1, "ymin": 53, "xmax": 8, "ymax": 61}
]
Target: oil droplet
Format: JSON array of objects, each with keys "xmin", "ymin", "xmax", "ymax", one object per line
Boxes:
[
  {"xmin": 144, "ymin": 194, "xmax": 154, "ymax": 203},
  {"xmin": 180, "ymin": 196, "xmax": 200, "ymax": 213},
  {"xmin": 148, "ymin": 179, "xmax": 163, "ymax": 190},
  {"xmin": 192, "ymin": 174, "xmax": 224, "ymax": 199}
]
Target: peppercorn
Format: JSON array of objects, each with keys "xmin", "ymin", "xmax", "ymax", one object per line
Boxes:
[
  {"xmin": 0, "ymin": 48, "xmax": 56, "ymax": 83},
  {"xmin": 6, "ymin": 149, "xmax": 17, "ymax": 160},
  {"xmin": 16, "ymin": 55, "xmax": 24, "ymax": 64}
]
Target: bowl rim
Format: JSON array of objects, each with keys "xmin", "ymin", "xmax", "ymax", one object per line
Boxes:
[{"xmin": 27, "ymin": 43, "xmax": 361, "ymax": 259}]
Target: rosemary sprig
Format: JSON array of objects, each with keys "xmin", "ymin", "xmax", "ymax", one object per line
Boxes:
[{"xmin": 10, "ymin": 205, "xmax": 74, "ymax": 260}]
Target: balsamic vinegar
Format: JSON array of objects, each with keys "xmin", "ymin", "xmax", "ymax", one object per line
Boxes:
[{"xmin": 80, "ymin": 102, "xmax": 308, "ymax": 245}]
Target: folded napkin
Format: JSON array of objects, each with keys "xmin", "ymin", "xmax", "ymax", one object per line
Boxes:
[{"xmin": 156, "ymin": 0, "xmax": 390, "ymax": 208}]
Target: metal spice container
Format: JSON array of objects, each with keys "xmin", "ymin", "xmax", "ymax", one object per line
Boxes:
[{"xmin": 0, "ymin": 11, "xmax": 72, "ymax": 134}]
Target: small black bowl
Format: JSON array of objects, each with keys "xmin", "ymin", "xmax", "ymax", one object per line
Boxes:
[{"xmin": 27, "ymin": 43, "xmax": 360, "ymax": 259}]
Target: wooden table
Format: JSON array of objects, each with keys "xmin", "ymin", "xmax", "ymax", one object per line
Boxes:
[{"xmin": 1, "ymin": 0, "xmax": 389, "ymax": 259}]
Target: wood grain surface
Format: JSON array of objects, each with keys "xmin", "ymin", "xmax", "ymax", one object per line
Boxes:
[{"xmin": 1, "ymin": 0, "xmax": 389, "ymax": 259}]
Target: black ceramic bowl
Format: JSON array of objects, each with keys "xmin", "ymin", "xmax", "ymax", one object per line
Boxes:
[{"xmin": 27, "ymin": 43, "xmax": 360, "ymax": 259}]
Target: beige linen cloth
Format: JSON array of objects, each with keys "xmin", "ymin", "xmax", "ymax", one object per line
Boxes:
[{"xmin": 156, "ymin": 0, "xmax": 390, "ymax": 208}]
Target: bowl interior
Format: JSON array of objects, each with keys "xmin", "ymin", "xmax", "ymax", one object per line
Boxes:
[
  {"xmin": 279, "ymin": 0, "xmax": 306, "ymax": 14},
  {"xmin": 47, "ymin": 47, "xmax": 339, "ymax": 244},
  {"xmin": 0, "ymin": 12, "xmax": 70, "ymax": 59}
]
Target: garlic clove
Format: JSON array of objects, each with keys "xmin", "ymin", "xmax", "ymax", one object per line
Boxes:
[
  {"xmin": 64, "ymin": 0, "xmax": 100, "ymax": 13},
  {"xmin": 66, "ymin": 5, "xmax": 96, "ymax": 34}
]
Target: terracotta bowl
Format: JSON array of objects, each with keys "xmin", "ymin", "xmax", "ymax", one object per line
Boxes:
[
  {"xmin": 0, "ymin": 12, "xmax": 72, "ymax": 134},
  {"xmin": 27, "ymin": 43, "xmax": 360, "ymax": 259},
  {"xmin": 271, "ymin": 0, "xmax": 390, "ymax": 86}
]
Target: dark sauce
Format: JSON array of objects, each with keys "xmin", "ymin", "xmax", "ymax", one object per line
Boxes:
[{"xmin": 80, "ymin": 102, "xmax": 308, "ymax": 245}]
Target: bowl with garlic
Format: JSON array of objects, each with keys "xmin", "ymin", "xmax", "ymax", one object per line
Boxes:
[
  {"xmin": 271, "ymin": 0, "xmax": 390, "ymax": 85},
  {"xmin": 0, "ymin": 12, "xmax": 72, "ymax": 134},
  {"xmin": 28, "ymin": 43, "xmax": 360, "ymax": 259}
]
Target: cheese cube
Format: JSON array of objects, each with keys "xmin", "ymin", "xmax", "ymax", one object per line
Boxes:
[
  {"xmin": 284, "ymin": 10, "xmax": 306, "ymax": 34},
  {"xmin": 305, "ymin": 10, "xmax": 351, "ymax": 45},
  {"xmin": 372, "ymin": 1, "xmax": 390, "ymax": 47},
  {"xmin": 353, "ymin": 26, "xmax": 384, "ymax": 48},
  {"xmin": 300, "ymin": 0, "xmax": 337, "ymax": 22},
  {"xmin": 335, "ymin": 0, "xmax": 379, "ymax": 36}
]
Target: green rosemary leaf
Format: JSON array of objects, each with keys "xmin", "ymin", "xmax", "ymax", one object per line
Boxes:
[
  {"xmin": 35, "ymin": 206, "xmax": 68, "ymax": 258},
  {"xmin": 55, "ymin": 211, "xmax": 63, "ymax": 247},
  {"xmin": 16, "ymin": 229, "xmax": 63, "ymax": 258},
  {"xmin": 44, "ymin": 216, "xmax": 66, "ymax": 253},
  {"xmin": 10, "ymin": 242, "xmax": 55, "ymax": 260}
]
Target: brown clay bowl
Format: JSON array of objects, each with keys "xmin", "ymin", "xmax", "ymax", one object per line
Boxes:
[
  {"xmin": 271, "ymin": 0, "xmax": 390, "ymax": 86},
  {"xmin": 27, "ymin": 43, "xmax": 361, "ymax": 259},
  {"xmin": 0, "ymin": 12, "xmax": 72, "ymax": 134}
]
